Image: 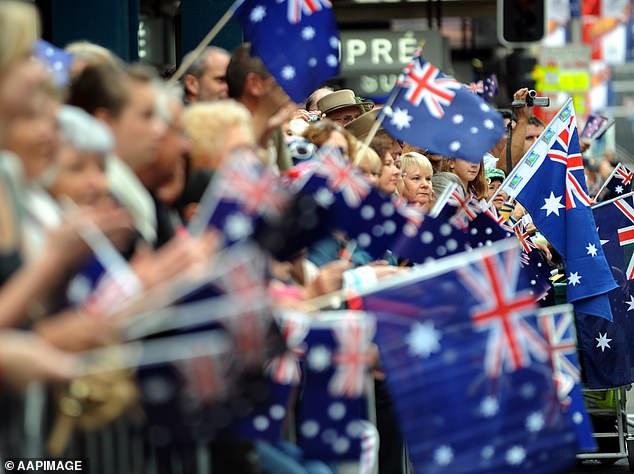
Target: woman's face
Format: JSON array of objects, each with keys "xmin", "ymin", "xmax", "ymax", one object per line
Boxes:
[
  {"xmin": 487, "ymin": 179, "xmax": 507, "ymax": 210},
  {"xmin": 49, "ymin": 145, "xmax": 109, "ymax": 207},
  {"xmin": 402, "ymin": 166, "xmax": 433, "ymax": 209},
  {"xmin": 378, "ymin": 152, "xmax": 400, "ymax": 195},
  {"xmin": 356, "ymin": 159, "xmax": 379, "ymax": 187},
  {"xmin": 452, "ymin": 158, "xmax": 480, "ymax": 184},
  {"xmin": 0, "ymin": 57, "xmax": 47, "ymax": 120},
  {"xmin": 6, "ymin": 92, "xmax": 59, "ymax": 180}
]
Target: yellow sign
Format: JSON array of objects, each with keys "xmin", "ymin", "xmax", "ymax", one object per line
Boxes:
[{"xmin": 533, "ymin": 65, "xmax": 590, "ymax": 92}]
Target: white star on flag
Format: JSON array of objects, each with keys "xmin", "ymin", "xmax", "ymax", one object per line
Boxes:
[
  {"xmin": 326, "ymin": 54, "xmax": 338, "ymax": 68},
  {"xmin": 525, "ymin": 412, "xmax": 544, "ymax": 433},
  {"xmin": 597, "ymin": 227, "xmax": 609, "ymax": 246},
  {"xmin": 405, "ymin": 321, "xmax": 441, "ymax": 358},
  {"xmin": 433, "ymin": 445, "xmax": 453, "ymax": 466},
  {"xmin": 585, "ymin": 243, "xmax": 598, "ymax": 257},
  {"xmin": 281, "ymin": 65, "xmax": 296, "ymax": 80},
  {"xmin": 307, "ymin": 345, "xmax": 331, "ymax": 371},
  {"xmin": 314, "ymin": 187, "xmax": 335, "ymax": 207},
  {"xmin": 541, "ymin": 192, "xmax": 565, "ymax": 216},
  {"xmin": 595, "ymin": 332, "xmax": 612, "ymax": 352},
  {"xmin": 616, "ymin": 185, "xmax": 624, "ymax": 194},
  {"xmin": 250, "ymin": 5, "xmax": 266, "ymax": 22},
  {"xmin": 568, "ymin": 272, "xmax": 582, "ymax": 286},
  {"xmin": 626, "ymin": 295, "xmax": 634, "ymax": 312},
  {"xmin": 388, "ymin": 107, "xmax": 413, "ymax": 130},
  {"xmin": 479, "ymin": 396, "xmax": 499, "ymax": 417},
  {"xmin": 225, "ymin": 213, "xmax": 253, "ymax": 241},
  {"xmin": 301, "ymin": 26, "xmax": 316, "ymax": 40},
  {"xmin": 506, "ymin": 446, "xmax": 526, "ymax": 465}
]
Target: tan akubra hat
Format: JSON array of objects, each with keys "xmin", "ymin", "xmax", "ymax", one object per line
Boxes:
[
  {"xmin": 317, "ymin": 89, "xmax": 374, "ymax": 115},
  {"xmin": 344, "ymin": 107, "xmax": 382, "ymax": 140}
]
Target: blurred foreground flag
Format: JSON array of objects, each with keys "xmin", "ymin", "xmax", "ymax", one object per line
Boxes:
[
  {"xmin": 362, "ymin": 240, "xmax": 580, "ymax": 473},
  {"xmin": 236, "ymin": 0, "xmax": 340, "ymax": 103},
  {"xmin": 499, "ymin": 99, "xmax": 617, "ymax": 320},
  {"xmin": 381, "ymin": 52, "xmax": 504, "ymax": 163}
]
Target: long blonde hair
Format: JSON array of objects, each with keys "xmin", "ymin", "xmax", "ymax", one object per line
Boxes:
[{"xmin": 0, "ymin": 1, "xmax": 39, "ymax": 73}]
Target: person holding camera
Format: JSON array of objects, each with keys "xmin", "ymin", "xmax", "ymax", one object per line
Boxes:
[{"xmin": 496, "ymin": 87, "xmax": 549, "ymax": 174}]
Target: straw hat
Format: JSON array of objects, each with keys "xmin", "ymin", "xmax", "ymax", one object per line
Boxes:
[
  {"xmin": 344, "ymin": 107, "xmax": 382, "ymax": 140},
  {"xmin": 317, "ymin": 89, "xmax": 373, "ymax": 115}
]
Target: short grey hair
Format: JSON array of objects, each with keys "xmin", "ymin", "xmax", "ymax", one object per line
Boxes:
[
  {"xmin": 431, "ymin": 172, "xmax": 464, "ymax": 197},
  {"xmin": 57, "ymin": 105, "xmax": 113, "ymax": 155},
  {"xmin": 182, "ymin": 46, "xmax": 229, "ymax": 79}
]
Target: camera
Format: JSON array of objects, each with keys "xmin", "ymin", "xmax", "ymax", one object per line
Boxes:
[{"xmin": 512, "ymin": 90, "xmax": 550, "ymax": 108}]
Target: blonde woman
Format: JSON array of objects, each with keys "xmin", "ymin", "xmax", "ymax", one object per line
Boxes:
[
  {"xmin": 353, "ymin": 144, "xmax": 381, "ymax": 186},
  {"xmin": 183, "ymin": 99, "xmax": 255, "ymax": 170},
  {"xmin": 399, "ymin": 152, "xmax": 434, "ymax": 211}
]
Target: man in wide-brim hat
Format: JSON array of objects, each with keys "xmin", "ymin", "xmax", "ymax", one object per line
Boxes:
[{"xmin": 317, "ymin": 89, "xmax": 373, "ymax": 126}]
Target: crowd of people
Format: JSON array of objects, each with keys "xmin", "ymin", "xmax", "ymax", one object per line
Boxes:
[{"xmin": 0, "ymin": 1, "xmax": 628, "ymax": 473}]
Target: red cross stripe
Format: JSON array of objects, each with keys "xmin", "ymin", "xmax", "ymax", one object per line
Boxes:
[
  {"xmin": 548, "ymin": 118, "xmax": 592, "ymax": 209},
  {"xmin": 616, "ymin": 163, "xmax": 634, "ymax": 186},
  {"xmin": 614, "ymin": 198, "xmax": 634, "ymax": 280},
  {"xmin": 180, "ymin": 348, "xmax": 226, "ymax": 403},
  {"xmin": 222, "ymin": 162, "xmax": 288, "ymax": 217},
  {"xmin": 538, "ymin": 311, "xmax": 580, "ymax": 404},
  {"xmin": 329, "ymin": 315, "xmax": 375, "ymax": 397},
  {"xmin": 449, "ymin": 191, "xmax": 481, "ymax": 230},
  {"xmin": 459, "ymin": 251, "xmax": 539, "ymax": 377},
  {"xmin": 514, "ymin": 223, "xmax": 535, "ymax": 254},
  {"xmin": 267, "ymin": 315, "xmax": 309, "ymax": 385},
  {"xmin": 286, "ymin": 0, "xmax": 332, "ymax": 24},
  {"xmin": 466, "ymin": 81, "xmax": 484, "ymax": 94},
  {"xmin": 400, "ymin": 59, "xmax": 460, "ymax": 119},
  {"xmin": 317, "ymin": 150, "xmax": 371, "ymax": 207}
]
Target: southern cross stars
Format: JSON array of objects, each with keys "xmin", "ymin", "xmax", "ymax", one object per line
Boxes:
[
  {"xmin": 586, "ymin": 243, "xmax": 598, "ymax": 257},
  {"xmin": 626, "ymin": 295, "xmax": 634, "ymax": 312},
  {"xmin": 568, "ymin": 272, "xmax": 582, "ymax": 286},
  {"xmin": 406, "ymin": 321, "xmax": 441, "ymax": 358},
  {"xmin": 595, "ymin": 332, "xmax": 612, "ymax": 352},
  {"xmin": 387, "ymin": 107, "xmax": 413, "ymax": 130},
  {"xmin": 541, "ymin": 192, "xmax": 565, "ymax": 217}
]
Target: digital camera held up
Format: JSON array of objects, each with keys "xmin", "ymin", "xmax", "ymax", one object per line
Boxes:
[{"xmin": 512, "ymin": 90, "xmax": 550, "ymax": 108}]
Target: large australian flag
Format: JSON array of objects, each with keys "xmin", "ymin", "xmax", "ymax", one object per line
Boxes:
[
  {"xmin": 499, "ymin": 99, "xmax": 617, "ymax": 320},
  {"xmin": 361, "ymin": 240, "xmax": 581, "ymax": 473},
  {"xmin": 578, "ymin": 194, "xmax": 634, "ymax": 388},
  {"xmin": 381, "ymin": 51, "xmax": 505, "ymax": 163},
  {"xmin": 235, "ymin": 0, "xmax": 340, "ymax": 103}
]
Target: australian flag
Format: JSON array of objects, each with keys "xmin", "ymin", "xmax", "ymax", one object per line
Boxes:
[
  {"xmin": 362, "ymin": 240, "xmax": 580, "ymax": 473},
  {"xmin": 381, "ymin": 53, "xmax": 505, "ymax": 163},
  {"xmin": 465, "ymin": 74, "xmax": 499, "ymax": 100},
  {"xmin": 600, "ymin": 162, "xmax": 634, "ymax": 198},
  {"xmin": 236, "ymin": 0, "xmax": 340, "ymax": 103},
  {"xmin": 190, "ymin": 147, "xmax": 289, "ymax": 246},
  {"xmin": 577, "ymin": 194, "xmax": 634, "ymax": 388},
  {"xmin": 33, "ymin": 40, "xmax": 73, "ymax": 87},
  {"xmin": 293, "ymin": 146, "xmax": 411, "ymax": 260},
  {"xmin": 499, "ymin": 99, "xmax": 617, "ymax": 320}
]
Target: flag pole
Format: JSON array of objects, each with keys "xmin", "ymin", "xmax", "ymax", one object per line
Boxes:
[
  {"xmin": 591, "ymin": 164, "xmax": 619, "ymax": 201},
  {"xmin": 167, "ymin": 0, "xmax": 245, "ymax": 86},
  {"xmin": 487, "ymin": 97, "xmax": 574, "ymax": 208},
  {"xmin": 361, "ymin": 40, "xmax": 426, "ymax": 151},
  {"xmin": 590, "ymin": 189, "xmax": 634, "ymax": 210}
]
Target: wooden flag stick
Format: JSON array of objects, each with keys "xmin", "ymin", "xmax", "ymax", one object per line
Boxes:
[{"xmin": 167, "ymin": 0, "xmax": 245, "ymax": 86}]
